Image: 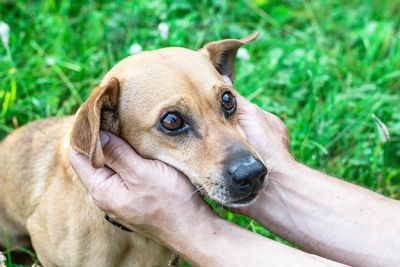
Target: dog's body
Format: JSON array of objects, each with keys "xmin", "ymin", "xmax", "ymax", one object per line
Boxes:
[
  {"xmin": 0, "ymin": 33, "xmax": 268, "ymax": 266},
  {"xmin": 0, "ymin": 116, "xmax": 173, "ymax": 265}
]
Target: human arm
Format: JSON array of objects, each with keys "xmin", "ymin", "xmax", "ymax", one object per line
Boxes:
[
  {"xmin": 69, "ymin": 132, "xmax": 344, "ymax": 266},
  {"xmin": 234, "ymin": 92, "xmax": 400, "ymax": 266}
]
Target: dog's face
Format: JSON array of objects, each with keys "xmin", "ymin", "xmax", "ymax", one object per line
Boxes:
[{"xmin": 71, "ymin": 33, "xmax": 267, "ymax": 207}]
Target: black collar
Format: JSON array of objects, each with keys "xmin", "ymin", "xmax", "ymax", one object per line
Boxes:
[{"xmin": 104, "ymin": 214, "xmax": 133, "ymax": 232}]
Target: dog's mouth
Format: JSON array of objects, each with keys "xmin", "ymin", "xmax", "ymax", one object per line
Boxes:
[
  {"xmin": 194, "ymin": 183, "xmax": 258, "ymax": 208},
  {"xmin": 224, "ymin": 193, "xmax": 257, "ymax": 208}
]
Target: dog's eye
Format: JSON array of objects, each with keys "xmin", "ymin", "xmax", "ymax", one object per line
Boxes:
[
  {"xmin": 221, "ymin": 92, "xmax": 236, "ymax": 114},
  {"xmin": 161, "ymin": 112, "xmax": 183, "ymax": 131}
]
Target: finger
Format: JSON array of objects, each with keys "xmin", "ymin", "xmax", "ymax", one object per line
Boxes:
[
  {"xmin": 69, "ymin": 147, "xmax": 130, "ymax": 209},
  {"xmin": 232, "ymin": 90, "xmax": 279, "ymax": 120},
  {"xmin": 231, "ymin": 88, "xmax": 247, "ymax": 102},
  {"xmin": 221, "ymin": 74, "xmax": 233, "ymax": 86},
  {"xmin": 69, "ymin": 146, "xmax": 115, "ymax": 193},
  {"xmin": 220, "ymin": 74, "xmax": 248, "ymax": 105},
  {"xmin": 100, "ymin": 131, "xmax": 151, "ymax": 179},
  {"xmin": 230, "ymin": 88, "xmax": 256, "ymax": 113},
  {"xmin": 232, "ymin": 89, "xmax": 278, "ymax": 120}
]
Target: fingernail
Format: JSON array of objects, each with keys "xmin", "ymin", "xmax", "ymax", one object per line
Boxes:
[
  {"xmin": 73, "ymin": 107, "xmax": 82, "ymax": 123},
  {"xmin": 222, "ymin": 75, "xmax": 233, "ymax": 87},
  {"xmin": 99, "ymin": 131, "xmax": 110, "ymax": 147}
]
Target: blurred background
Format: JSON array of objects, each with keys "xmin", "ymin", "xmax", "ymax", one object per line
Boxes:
[{"xmin": 0, "ymin": 0, "xmax": 399, "ymax": 265}]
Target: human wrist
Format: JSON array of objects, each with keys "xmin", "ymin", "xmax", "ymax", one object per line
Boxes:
[
  {"xmin": 162, "ymin": 210, "xmax": 344, "ymax": 267},
  {"xmin": 159, "ymin": 205, "xmax": 225, "ymax": 265}
]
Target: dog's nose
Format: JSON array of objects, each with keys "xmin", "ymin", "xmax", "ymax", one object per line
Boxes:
[{"xmin": 228, "ymin": 155, "xmax": 267, "ymax": 192}]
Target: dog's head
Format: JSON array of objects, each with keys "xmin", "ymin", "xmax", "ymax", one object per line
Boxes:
[{"xmin": 70, "ymin": 33, "xmax": 267, "ymax": 207}]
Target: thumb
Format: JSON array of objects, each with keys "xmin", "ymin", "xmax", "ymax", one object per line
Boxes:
[
  {"xmin": 100, "ymin": 131, "xmax": 150, "ymax": 179},
  {"xmin": 69, "ymin": 146, "xmax": 116, "ymax": 195},
  {"xmin": 232, "ymin": 88, "xmax": 256, "ymax": 113}
]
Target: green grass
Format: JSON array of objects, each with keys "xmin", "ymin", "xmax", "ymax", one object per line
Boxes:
[{"xmin": 1, "ymin": 0, "xmax": 399, "ymax": 265}]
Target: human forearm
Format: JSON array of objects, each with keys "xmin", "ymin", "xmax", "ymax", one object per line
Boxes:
[
  {"xmin": 245, "ymin": 162, "xmax": 400, "ymax": 266},
  {"xmin": 160, "ymin": 206, "xmax": 345, "ymax": 267}
]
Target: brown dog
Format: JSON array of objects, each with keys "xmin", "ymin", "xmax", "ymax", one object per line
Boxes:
[{"xmin": 0, "ymin": 32, "xmax": 267, "ymax": 266}]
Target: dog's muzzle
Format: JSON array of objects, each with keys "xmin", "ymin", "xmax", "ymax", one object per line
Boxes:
[
  {"xmin": 228, "ymin": 155, "xmax": 267, "ymax": 193},
  {"xmin": 221, "ymin": 144, "xmax": 268, "ymax": 206}
]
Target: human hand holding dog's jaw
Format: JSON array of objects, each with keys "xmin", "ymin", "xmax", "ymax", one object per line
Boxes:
[
  {"xmin": 69, "ymin": 131, "xmax": 343, "ymax": 267},
  {"xmin": 69, "ymin": 131, "xmax": 213, "ymax": 241}
]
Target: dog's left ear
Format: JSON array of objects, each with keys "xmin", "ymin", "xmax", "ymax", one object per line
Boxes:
[
  {"xmin": 70, "ymin": 77, "xmax": 120, "ymax": 169},
  {"xmin": 199, "ymin": 32, "xmax": 259, "ymax": 83}
]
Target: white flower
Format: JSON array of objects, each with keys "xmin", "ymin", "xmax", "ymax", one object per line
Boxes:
[
  {"xmin": 129, "ymin": 43, "xmax": 142, "ymax": 55},
  {"xmin": 46, "ymin": 56, "xmax": 56, "ymax": 65},
  {"xmin": 157, "ymin": 22, "xmax": 169, "ymax": 40},
  {"xmin": 0, "ymin": 251, "xmax": 6, "ymax": 265},
  {"xmin": 372, "ymin": 114, "xmax": 390, "ymax": 142},
  {"xmin": 237, "ymin": 47, "xmax": 250, "ymax": 61},
  {"xmin": 0, "ymin": 21, "xmax": 10, "ymax": 49}
]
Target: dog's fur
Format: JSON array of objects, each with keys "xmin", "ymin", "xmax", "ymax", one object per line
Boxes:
[{"xmin": 0, "ymin": 33, "xmax": 267, "ymax": 266}]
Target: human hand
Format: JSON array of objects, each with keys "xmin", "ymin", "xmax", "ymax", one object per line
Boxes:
[
  {"xmin": 69, "ymin": 131, "xmax": 215, "ymax": 244},
  {"xmin": 230, "ymin": 89, "xmax": 297, "ymax": 216},
  {"xmin": 234, "ymin": 90, "xmax": 294, "ymax": 175}
]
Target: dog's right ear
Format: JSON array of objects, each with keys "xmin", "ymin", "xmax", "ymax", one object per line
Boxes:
[
  {"xmin": 70, "ymin": 77, "xmax": 120, "ymax": 169},
  {"xmin": 199, "ymin": 32, "xmax": 259, "ymax": 84}
]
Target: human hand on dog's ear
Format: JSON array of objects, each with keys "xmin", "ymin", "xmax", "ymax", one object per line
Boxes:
[{"xmin": 69, "ymin": 131, "xmax": 216, "ymax": 243}]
